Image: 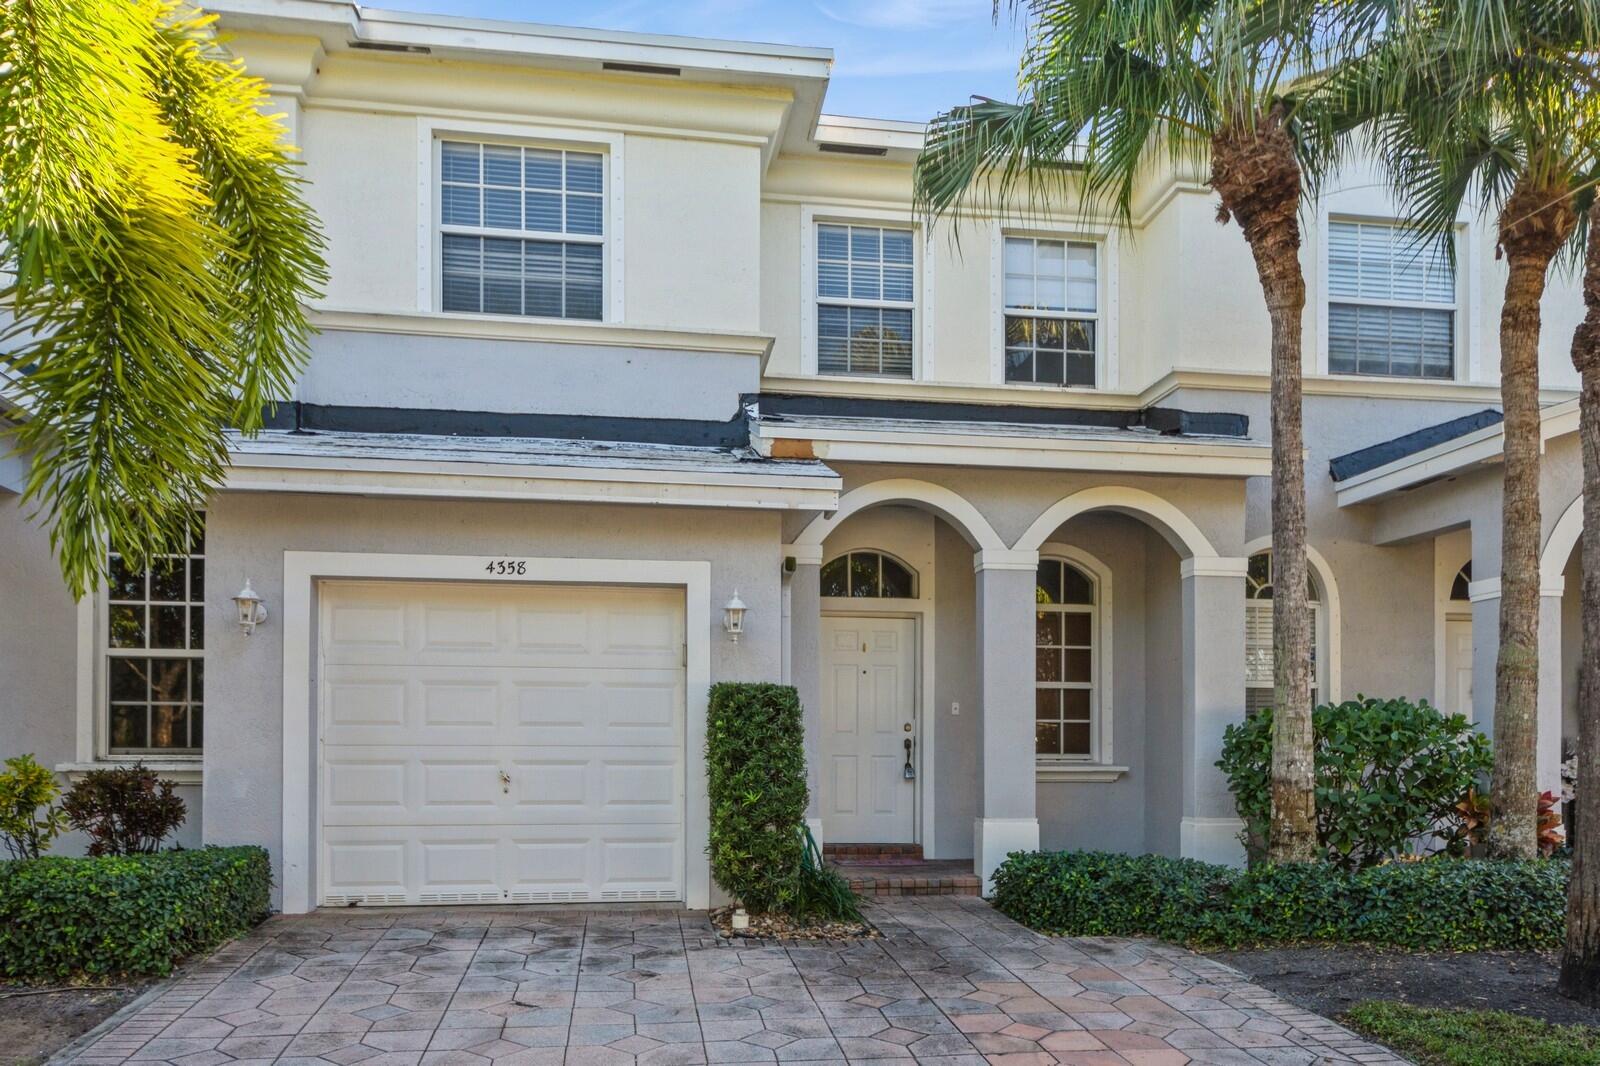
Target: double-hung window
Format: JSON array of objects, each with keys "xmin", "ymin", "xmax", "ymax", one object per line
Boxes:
[
  {"xmin": 816, "ymin": 223, "xmax": 915, "ymax": 377},
  {"xmin": 105, "ymin": 522, "xmax": 205, "ymax": 756},
  {"xmin": 1328, "ymin": 219, "xmax": 1456, "ymax": 378},
  {"xmin": 439, "ymin": 140, "xmax": 605, "ymax": 320},
  {"xmin": 1004, "ymin": 237, "xmax": 1097, "ymax": 387}
]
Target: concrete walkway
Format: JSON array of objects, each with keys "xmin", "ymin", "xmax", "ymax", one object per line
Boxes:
[{"xmin": 58, "ymin": 897, "xmax": 1405, "ymax": 1066}]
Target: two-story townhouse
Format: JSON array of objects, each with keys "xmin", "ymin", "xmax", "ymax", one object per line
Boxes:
[{"xmin": 1, "ymin": 0, "xmax": 1591, "ymax": 911}]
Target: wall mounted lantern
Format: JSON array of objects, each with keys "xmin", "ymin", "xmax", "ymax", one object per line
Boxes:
[
  {"xmin": 722, "ymin": 590, "xmax": 747, "ymax": 643},
  {"xmin": 233, "ymin": 579, "xmax": 268, "ymax": 636}
]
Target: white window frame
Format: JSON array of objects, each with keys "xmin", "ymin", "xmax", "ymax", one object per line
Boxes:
[
  {"xmin": 1317, "ymin": 214, "xmax": 1470, "ymax": 382},
  {"xmin": 800, "ymin": 205, "xmax": 931, "ymax": 379},
  {"xmin": 991, "ymin": 224, "xmax": 1120, "ymax": 391},
  {"xmin": 1243, "ymin": 549, "xmax": 1331, "ymax": 714},
  {"xmin": 417, "ymin": 118, "xmax": 625, "ymax": 324},
  {"xmin": 1034, "ymin": 544, "xmax": 1115, "ymax": 771}
]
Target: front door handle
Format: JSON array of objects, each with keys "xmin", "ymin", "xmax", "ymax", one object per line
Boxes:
[{"xmin": 903, "ymin": 737, "xmax": 915, "ymax": 780}]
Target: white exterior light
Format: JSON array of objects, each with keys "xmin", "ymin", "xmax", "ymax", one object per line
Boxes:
[
  {"xmin": 722, "ymin": 590, "xmax": 747, "ymax": 643},
  {"xmin": 232, "ymin": 579, "xmax": 268, "ymax": 636}
]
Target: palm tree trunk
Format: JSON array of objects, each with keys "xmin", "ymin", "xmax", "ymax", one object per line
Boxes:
[
  {"xmin": 1559, "ymin": 200, "xmax": 1600, "ymax": 1004},
  {"xmin": 1211, "ymin": 105, "xmax": 1316, "ymax": 863},
  {"xmin": 1487, "ymin": 177, "xmax": 1577, "ymax": 861}
]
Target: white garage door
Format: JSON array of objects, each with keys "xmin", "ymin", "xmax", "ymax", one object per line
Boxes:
[{"xmin": 318, "ymin": 580, "xmax": 686, "ymax": 906}]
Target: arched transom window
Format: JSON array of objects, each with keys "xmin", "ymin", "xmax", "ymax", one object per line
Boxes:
[
  {"xmin": 1035, "ymin": 558, "xmax": 1096, "ymax": 758},
  {"xmin": 820, "ymin": 550, "xmax": 917, "ymax": 599},
  {"xmin": 1450, "ymin": 561, "xmax": 1472, "ymax": 601},
  {"xmin": 1245, "ymin": 551, "xmax": 1321, "ymax": 715}
]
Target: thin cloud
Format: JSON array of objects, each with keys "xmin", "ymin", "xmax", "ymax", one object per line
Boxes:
[{"xmin": 817, "ymin": 1, "xmax": 986, "ymax": 30}]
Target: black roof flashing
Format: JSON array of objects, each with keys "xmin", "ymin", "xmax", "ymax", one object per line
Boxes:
[{"xmin": 1328, "ymin": 408, "xmax": 1503, "ymax": 483}]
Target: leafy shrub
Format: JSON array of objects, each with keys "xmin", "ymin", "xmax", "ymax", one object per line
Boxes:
[
  {"xmin": 0, "ymin": 754, "xmax": 69, "ymax": 859},
  {"xmin": 1218, "ymin": 696, "xmax": 1492, "ymax": 868},
  {"xmin": 794, "ymin": 824, "xmax": 863, "ymax": 923},
  {"xmin": 991, "ymin": 850, "xmax": 1567, "ymax": 951},
  {"xmin": 0, "ymin": 846, "xmax": 271, "ymax": 979},
  {"xmin": 706, "ymin": 682, "xmax": 809, "ymax": 914},
  {"xmin": 62, "ymin": 764, "xmax": 187, "ymax": 855}
]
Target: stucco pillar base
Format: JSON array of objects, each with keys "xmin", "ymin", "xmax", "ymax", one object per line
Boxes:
[
  {"xmin": 806, "ymin": 817, "xmax": 825, "ymax": 853},
  {"xmin": 1180, "ymin": 817, "xmax": 1246, "ymax": 866},
  {"xmin": 973, "ymin": 817, "xmax": 1039, "ymax": 895}
]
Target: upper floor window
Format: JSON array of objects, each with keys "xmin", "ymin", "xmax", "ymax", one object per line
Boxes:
[
  {"xmin": 1328, "ymin": 220, "xmax": 1455, "ymax": 379},
  {"xmin": 1035, "ymin": 558, "xmax": 1097, "ymax": 758},
  {"xmin": 1004, "ymin": 237, "xmax": 1097, "ymax": 387},
  {"xmin": 820, "ymin": 550, "xmax": 918, "ymax": 599},
  {"xmin": 1245, "ymin": 551, "xmax": 1321, "ymax": 716},
  {"xmin": 816, "ymin": 223, "xmax": 915, "ymax": 377},
  {"xmin": 439, "ymin": 140, "xmax": 604, "ymax": 320},
  {"xmin": 106, "ymin": 520, "xmax": 205, "ymax": 756}
]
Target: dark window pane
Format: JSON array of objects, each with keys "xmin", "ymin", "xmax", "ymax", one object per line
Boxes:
[
  {"xmin": 1061, "ymin": 564, "xmax": 1094, "ymax": 604},
  {"xmin": 110, "ymin": 658, "xmax": 147, "ymax": 701},
  {"xmin": 1451, "ymin": 562, "xmax": 1472, "ymax": 601},
  {"xmin": 1005, "ymin": 348, "xmax": 1034, "ymax": 383},
  {"xmin": 152, "ymin": 606, "xmax": 187, "ymax": 650},
  {"xmin": 1061, "ymin": 612, "xmax": 1091, "ymax": 646},
  {"xmin": 1064, "ymin": 319, "xmax": 1094, "ymax": 352},
  {"xmin": 110, "ymin": 705, "xmax": 147, "ymax": 750},
  {"xmin": 1034, "ymin": 317, "xmax": 1063, "ymax": 349},
  {"xmin": 188, "ymin": 521, "xmax": 204, "ymax": 556},
  {"xmin": 1005, "ymin": 316, "xmax": 1032, "ymax": 346},
  {"xmin": 1036, "ymin": 350, "xmax": 1064, "ymax": 384},
  {"xmin": 1035, "ymin": 611, "xmax": 1061, "ymax": 646},
  {"xmin": 848, "ymin": 553, "xmax": 880, "ymax": 597},
  {"xmin": 1035, "ymin": 688, "xmax": 1059, "ymax": 721},
  {"xmin": 108, "ymin": 556, "xmax": 144, "ymax": 601},
  {"xmin": 1063, "ymin": 350, "xmax": 1095, "ymax": 386},
  {"xmin": 820, "ymin": 557, "xmax": 849, "ymax": 598},
  {"xmin": 192, "ymin": 660, "xmax": 203, "ymax": 701},
  {"xmin": 148, "ymin": 658, "xmax": 188, "ymax": 703},
  {"xmin": 1036, "ymin": 647, "xmax": 1062, "ymax": 683},
  {"xmin": 1061, "ymin": 722, "xmax": 1092, "ymax": 755},
  {"xmin": 1064, "ymin": 649, "xmax": 1092, "ymax": 683},
  {"xmin": 1035, "ymin": 722, "xmax": 1061, "ymax": 756},
  {"xmin": 189, "ymin": 558, "xmax": 204, "ymax": 602},
  {"xmin": 189, "ymin": 606, "xmax": 204, "ymax": 651},
  {"xmin": 880, "ymin": 556, "xmax": 915, "ymax": 598},
  {"xmin": 1247, "ymin": 553, "xmax": 1272, "ymax": 598},
  {"xmin": 150, "ymin": 706, "xmax": 189, "ymax": 749},
  {"xmin": 149, "ymin": 561, "xmax": 185, "ymax": 603},
  {"xmin": 191, "ymin": 706, "xmax": 203, "ymax": 748},
  {"xmin": 1036, "ymin": 560, "xmax": 1061, "ymax": 605},
  {"xmin": 109, "ymin": 605, "xmax": 145, "ymax": 649},
  {"xmin": 1061, "ymin": 688, "xmax": 1092, "ymax": 721}
]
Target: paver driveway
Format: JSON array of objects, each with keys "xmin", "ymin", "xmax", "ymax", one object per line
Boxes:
[{"xmin": 59, "ymin": 897, "xmax": 1404, "ymax": 1066}]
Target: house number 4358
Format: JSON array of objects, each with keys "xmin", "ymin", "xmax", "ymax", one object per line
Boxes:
[{"xmin": 484, "ymin": 560, "xmax": 527, "ymax": 576}]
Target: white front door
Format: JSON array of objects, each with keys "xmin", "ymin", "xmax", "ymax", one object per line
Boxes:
[
  {"xmin": 1446, "ymin": 616, "xmax": 1474, "ymax": 721},
  {"xmin": 820, "ymin": 616, "xmax": 917, "ymax": 843},
  {"xmin": 318, "ymin": 580, "xmax": 686, "ymax": 906}
]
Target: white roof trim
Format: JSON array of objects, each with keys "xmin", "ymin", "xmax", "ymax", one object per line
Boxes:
[
  {"xmin": 1335, "ymin": 398, "xmax": 1579, "ymax": 507},
  {"xmin": 752, "ymin": 416, "xmax": 1270, "ymax": 477}
]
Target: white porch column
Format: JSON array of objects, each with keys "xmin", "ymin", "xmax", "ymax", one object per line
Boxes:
[
  {"xmin": 973, "ymin": 548, "xmax": 1040, "ymax": 893},
  {"xmin": 1179, "ymin": 556, "xmax": 1248, "ymax": 866},
  {"xmin": 785, "ymin": 544, "xmax": 826, "ymax": 848},
  {"xmin": 1469, "ymin": 575, "xmax": 1566, "ymax": 797}
]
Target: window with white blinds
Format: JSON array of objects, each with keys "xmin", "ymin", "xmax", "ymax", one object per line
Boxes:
[
  {"xmin": 439, "ymin": 140, "xmax": 605, "ymax": 320},
  {"xmin": 1004, "ymin": 237, "xmax": 1098, "ymax": 387},
  {"xmin": 816, "ymin": 223, "xmax": 915, "ymax": 377},
  {"xmin": 1245, "ymin": 552, "xmax": 1320, "ymax": 715},
  {"xmin": 1328, "ymin": 220, "xmax": 1455, "ymax": 379}
]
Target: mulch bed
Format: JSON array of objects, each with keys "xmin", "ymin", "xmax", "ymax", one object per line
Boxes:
[
  {"xmin": 709, "ymin": 906, "xmax": 879, "ymax": 942},
  {"xmin": 1208, "ymin": 944, "xmax": 1600, "ymax": 1028},
  {"xmin": 0, "ymin": 983, "xmax": 150, "ymax": 1066}
]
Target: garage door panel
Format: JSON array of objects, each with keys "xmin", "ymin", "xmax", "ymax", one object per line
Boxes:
[{"xmin": 318, "ymin": 580, "xmax": 686, "ymax": 905}]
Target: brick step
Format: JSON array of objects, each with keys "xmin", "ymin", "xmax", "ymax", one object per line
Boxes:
[
  {"xmin": 822, "ymin": 842, "xmax": 923, "ymax": 861},
  {"xmin": 826, "ymin": 858, "xmax": 981, "ymax": 898}
]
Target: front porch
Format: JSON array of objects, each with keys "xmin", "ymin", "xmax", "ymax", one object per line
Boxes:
[{"xmin": 780, "ymin": 467, "xmax": 1268, "ymax": 890}]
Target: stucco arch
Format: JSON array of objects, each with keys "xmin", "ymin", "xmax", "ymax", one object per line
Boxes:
[
  {"xmin": 1012, "ymin": 485, "xmax": 1219, "ymax": 558},
  {"xmin": 1243, "ymin": 535, "xmax": 1344, "ymax": 703},
  {"xmin": 793, "ymin": 477, "xmax": 1007, "ymax": 552},
  {"xmin": 1543, "ymin": 494, "xmax": 1584, "ymax": 586}
]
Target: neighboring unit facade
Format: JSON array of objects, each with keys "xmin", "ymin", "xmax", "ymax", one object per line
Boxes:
[{"xmin": 1, "ymin": 0, "xmax": 1592, "ymax": 910}]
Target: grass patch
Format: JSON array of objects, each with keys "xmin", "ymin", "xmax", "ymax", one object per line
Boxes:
[{"xmin": 1344, "ymin": 1001, "xmax": 1600, "ymax": 1066}]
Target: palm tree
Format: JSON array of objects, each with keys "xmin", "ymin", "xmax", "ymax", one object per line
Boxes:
[
  {"xmin": 0, "ymin": 0, "xmax": 327, "ymax": 598},
  {"xmin": 914, "ymin": 0, "xmax": 1358, "ymax": 862},
  {"xmin": 1346, "ymin": 0, "xmax": 1600, "ymax": 859},
  {"xmin": 1562, "ymin": 197, "xmax": 1600, "ymax": 1003}
]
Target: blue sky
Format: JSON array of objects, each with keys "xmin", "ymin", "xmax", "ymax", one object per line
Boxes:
[{"xmin": 374, "ymin": 0, "xmax": 1026, "ymax": 122}]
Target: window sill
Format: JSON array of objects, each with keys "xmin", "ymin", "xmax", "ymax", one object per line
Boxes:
[
  {"xmin": 1036, "ymin": 762, "xmax": 1128, "ymax": 782},
  {"xmin": 56, "ymin": 760, "xmax": 203, "ymax": 785}
]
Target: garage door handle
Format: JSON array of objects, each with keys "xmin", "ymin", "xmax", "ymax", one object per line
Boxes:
[{"xmin": 499, "ymin": 770, "xmax": 511, "ymax": 794}]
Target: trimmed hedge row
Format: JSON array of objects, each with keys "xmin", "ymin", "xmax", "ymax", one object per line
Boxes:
[
  {"xmin": 0, "ymin": 846, "xmax": 271, "ymax": 979},
  {"xmin": 991, "ymin": 850, "xmax": 1567, "ymax": 951}
]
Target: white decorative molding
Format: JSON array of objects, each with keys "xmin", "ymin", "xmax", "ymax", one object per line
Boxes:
[
  {"xmin": 972, "ymin": 549, "xmax": 1040, "ymax": 573},
  {"xmin": 1013, "ymin": 485, "xmax": 1221, "ymax": 559},
  {"xmin": 1468, "ymin": 576, "xmax": 1566, "ymax": 602},
  {"xmin": 1035, "ymin": 763, "xmax": 1128, "ymax": 783},
  {"xmin": 309, "ymin": 308, "xmax": 773, "ymax": 357},
  {"xmin": 1543, "ymin": 494, "xmax": 1585, "ymax": 585},
  {"xmin": 1180, "ymin": 556, "xmax": 1250, "ymax": 580},
  {"xmin": 783, "ymin": 543, "xmax": 825, "ymax": 567},
  {"xmin": 55, "ymin": 761, "xmax": 203, "ymax": 786},
  {"xmin": 793, "ymin": 478, "xmax": 1008, "ymax": 552}
]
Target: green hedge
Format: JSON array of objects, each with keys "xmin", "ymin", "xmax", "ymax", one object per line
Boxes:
[
  {"xmin": 706, "ymin": 682, "xmax": 807, "ymax": 914},
  {"xmin": 0, "ymin": 846, "xmax": 271, "ymax": 980},
  {"xmin": 991, "ymin": 850, "xmax": 1567, "ymax": 950}
]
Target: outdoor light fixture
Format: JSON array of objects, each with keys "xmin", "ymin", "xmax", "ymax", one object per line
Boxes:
[
  {"xmin": 232, "ymin": 579, "xmax": 268, "ymax": 636},
  {"xmin": 722, "ymin": 590, "xmax": 747, "ymax": 643}
]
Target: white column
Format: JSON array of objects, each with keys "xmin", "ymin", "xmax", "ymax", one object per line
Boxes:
[
  {"xmin": 785, "ymin": 544, "xmax": 826, "ymax": 848},
  {"xmin": 973, "ymin": 548, "xmax": 1040, "ymax": 893},
  {"xmin": 1538, "ymin": 579, "xmax": 1566, "ymax": 798},
  {"xmin": 1179, "ymin": 556, "xmax": 1248, "ymax": 866}
]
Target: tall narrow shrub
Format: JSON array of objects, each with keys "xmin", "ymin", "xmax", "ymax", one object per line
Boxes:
[{"xmin": 705, "ymin": 683, "xmax": 807, "ymax": 914}]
